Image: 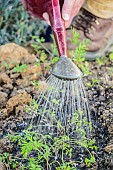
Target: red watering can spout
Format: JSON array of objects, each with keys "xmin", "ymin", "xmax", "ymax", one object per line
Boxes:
[{"xmin": 22, "ymin": 0, "xmax": 67, "ymax": 57}]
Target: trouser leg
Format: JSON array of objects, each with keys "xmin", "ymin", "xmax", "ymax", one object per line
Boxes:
[{"xmin": 84, "ymin": 0, "xmax": 113, "ymax": 18}]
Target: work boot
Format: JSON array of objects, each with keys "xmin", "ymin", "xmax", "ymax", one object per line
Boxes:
[{"xmin": 67, "ymin": 9, "xmax": 113, "ymax": 60}]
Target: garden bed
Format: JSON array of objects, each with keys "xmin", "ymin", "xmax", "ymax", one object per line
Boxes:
[{"xmin": 0, "ymin": 41, "xmax": 113, "ymax": 170}]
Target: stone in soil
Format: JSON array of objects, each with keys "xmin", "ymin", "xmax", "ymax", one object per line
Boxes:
[
  {"xmin": 0, "ymin": 92, "xmax": 8, "ymax": 108},
  {"xmin": 104, "ymin": 143, "xmax": 113, "ymax": 153}
]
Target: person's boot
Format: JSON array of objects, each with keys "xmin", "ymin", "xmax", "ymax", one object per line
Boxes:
[{"xmin": 67, "ymin": 8, "xmax": 113, "ymax": 60}]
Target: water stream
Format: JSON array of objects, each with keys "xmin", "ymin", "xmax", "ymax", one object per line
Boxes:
[{"xmin": 27, "ymin": 75, "xmax": 92, "ymax": 139}]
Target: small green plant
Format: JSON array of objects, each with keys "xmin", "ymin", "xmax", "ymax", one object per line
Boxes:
[
  {"xmin": 79, "ymin": 61, "xmax": 92, "ymax": 76},
  {"xmin": 32, "ymin": 35, "xmax": 59, "ymax": 65},
  {"xmin": 85, "ymin": 155, "xmax": 96, "ymax": 167},
  {"xmin": 86, "ymin": 78, "xmax": 100, "ymax": 87},
  {"xmin": 31, "ymin": 80, "xmax": 41, "ymax": 89},
  {"xmin": 40, "ymin": 51, "xmax": 47, "ymax": 63},
  {"xmin": 28, "ymin": 158, "xmax": 43, "ymax": 170},
  {"xmin": 0, "ymin": 152, "xmax": 19, "ymax": 169},
  {"xmin": 53, "ymin": 135, "xmax": 72, "ymax": 161},
  {"xmin": 109, "ymin": 52, "xmax": 113, "ymax": 62},
  {"xmin": 8, "ymin": 130, "xmax": 52, "ymax": 170},
  {"xmin": 13, "ymin": 64, "xmax": 28, "ymax": 73},
  {"xmin": 96, "ymin": 56, "xmax": 106, "ymax": 66},
  {"xmin": 1, "ymin": 61, "xmax": 9, "ymax": 70},
  {"xmin": 56, "ymin": 162, "xmax": 77, "ymax": 170},
  {"xmin": 0, "ymin": 152, "xmax": 9, "ymax": 162},
  {"xmin": 26, "ymin": 99, "xmax": 39, "ymax": 113},
  {"xmin": 69, "ymin": 28, "xmax": 91, "ymax": 76},
  {"xmin": 70, "ymin": 29, "xmax": 90, "ymax": 63},
  {"xmin": 32, "ymin": 36, "xmax": 53, "ymax": 59},
  {"xmin": 3, "ymin": 115, "xmax": 97, "ymax": 170}
]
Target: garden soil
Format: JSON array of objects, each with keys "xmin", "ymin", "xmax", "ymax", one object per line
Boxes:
[{"xmin": 0, "ymin": 43, "xmax": 113, "ymax": 170}]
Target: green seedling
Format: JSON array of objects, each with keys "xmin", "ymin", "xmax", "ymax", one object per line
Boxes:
[
  {"xmin": 70, "ymin": 28, "xmax": 90, "ymax": 63},
  {"xmin": 32, "ymin": 35, "xmax": 59, "ymax": 66},
  {"xmin": 28, "ymin": 158, "xmax": 43, "ymax": 170},
  {"xmin": 13, "ymin": 64, "xmax": 28, "ymax": 73},
  {"xmin": 26, "ymin": 99, "xmax": 39, "ymax": 113},
  {"xmin": 40, "ymin": 51, "xmax": 47, "ymax": 63},
  {"xmin": 0, "ymin": 152, "xmax": 19, "ymax": 169},
  {"xmin": 32, "ymin": 36, "xmax": 53, "ymax": 57},
  {"xmin": 32, "ymin": 35, "xmax": 59, "ymax": 65},
  {"xmin": 109, "ymin": 52, "xmax": 113, "ymax": 62},
  {"xmin": 31, "ymin": 80, "xmax": 40, "ymax": 89},
  {"xmin": 51, "ymin": 56, "xmax": 59, "ymax": 64},
  {"xmin": 2, "ymin": 61, "xmax": 9, "ymax": 69},
  {"xmin": 96, "ymin": 56, "xmax": 106, "ymax": 66},
  {"xmin": 85, "ymin": 155, "xmax": 96, "ymax": 167},
  {"xmin": 3, "ymin": 118, "xmax": 97, "ymax": 170},
  {"xmin": 53, "ymin": 135, "xmax": 72, "ymax": 161},
  {"xmin": 0, "ymin": 152, "xmax": 9, "ymax": 162},
  {"xmin": 86, "ymin": 78, "xmax": 100, "ymax": 87},
  {"xmin": 79, "ymin": 61, "xmax": 92, "ymax": 76},
  {"xmin": 56, "ymin": 162, "xmax": 77, "ymax": 170},
  {"xmin": 52, "ymin": 99, "xmax": 59, "ymax": 105},
  {"xmin": 68, "ymin": 28, "xmax": 92, "ymax": 76}
]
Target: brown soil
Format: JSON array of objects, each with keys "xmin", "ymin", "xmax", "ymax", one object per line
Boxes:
[{"xmin": 0, "ymin": 43, "xmax": 43, "ymax": 118}]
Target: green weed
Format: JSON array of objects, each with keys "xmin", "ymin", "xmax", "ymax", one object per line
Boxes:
[
  {"xmin": 5, "ymin": 104, "xmax": 97, "ymax": 170},
  {"xmin": 32, "ymin": 35, "xmax": 59, "ymax": 65},
  {"xmin": 86, "ymin": 78, "xmax": 100, "ymax": 87},
  {"xmin": 109, "ymin": 53, "xmax": 113, "ymax": 62},
  {"xmin": 13, "ymin": 64, "xmax": 28, "ymax": 73},
  {"xmin": 2, "ymin": 117, "xmax": 97, "ymax": 170},
  {"xmin": 56, "ymin": 162, "xmax": 77, "ymax": 170},
  {"xmin": 70, "ymin": 29, "xmax": 90, "ymax": 63},
  {"xmin": 85, "ymin": 155, "xmax": 96, "ymax": 167},
  {"xmin": 96, "ymin": 56, "xmax": 106, "ymax": 66},
  {"xmin": 1, "ymin": 61, "xmax": 9, "ymax": 70},
  {"xmin": 69, "ymin": 29, "xmax": 91, "ymax": 76},
  {"xmin": 0, "ymin": 152, "xmax": 18, "ymax": 169},
  {"xmin": 79, "ymin": 61, "xmax": 92, "ymax": 76}
]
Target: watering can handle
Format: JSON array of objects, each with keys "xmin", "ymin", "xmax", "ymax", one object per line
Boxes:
[{"xmin": 45, "ymin": 0, "xmax": 67, "ymax": 57}]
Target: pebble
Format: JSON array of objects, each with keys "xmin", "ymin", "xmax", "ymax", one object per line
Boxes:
[
  {"xmin": 104, "ymin": 144, "xmax": 113, "ymax": 153},
  {"xmin": 0, "ymin": 92, "xmax": 8, "ymax": 104}
]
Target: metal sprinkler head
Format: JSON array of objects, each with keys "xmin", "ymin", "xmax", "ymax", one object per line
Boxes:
[{"xmin": 51, "ymin": 55, "xmax": 83, "ymax": 80}]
